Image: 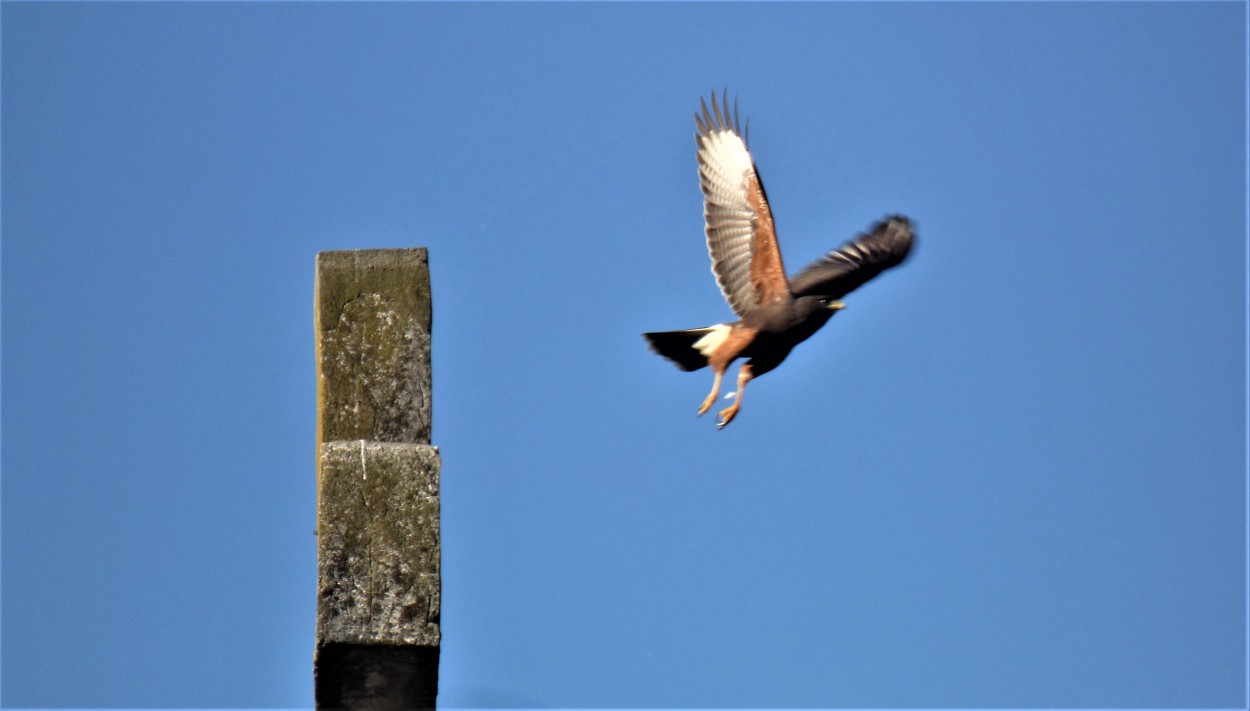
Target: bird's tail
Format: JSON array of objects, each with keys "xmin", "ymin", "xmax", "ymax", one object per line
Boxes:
[{"xmin": 642, "ymin": 324, "xmax": 731, "ymax": 372}]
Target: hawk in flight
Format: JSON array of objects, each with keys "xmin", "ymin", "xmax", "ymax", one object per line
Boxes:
[{"xmin": 644, "ymin": 92, "xmax": 915, "ymax": 429}]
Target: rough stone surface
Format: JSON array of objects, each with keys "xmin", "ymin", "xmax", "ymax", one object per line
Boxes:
[
  {"xmin": 316, "ymin": 248, "xmax": 432, "ymax": 445},
  {"xmin": 315, "ymin": 248, "xmax": 439, "ymax": 709},
  {"xmin": 318, "ymin": 441, "xmax": 441, "ymax": 646}
]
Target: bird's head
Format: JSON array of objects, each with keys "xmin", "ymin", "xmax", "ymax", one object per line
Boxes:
[{"xmin": 797, "ymin": 295, "xmax": 846, "ymax": 322}]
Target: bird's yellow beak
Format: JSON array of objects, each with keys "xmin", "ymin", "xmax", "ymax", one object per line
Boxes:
[{"xmin": 827, "ymin": 300, "xmax": 846, "ymax": 311}]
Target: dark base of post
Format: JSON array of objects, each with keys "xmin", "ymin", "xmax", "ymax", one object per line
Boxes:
[{"xmin": 314, "ymin": 642, "xmax": 439, "ymax": 710}]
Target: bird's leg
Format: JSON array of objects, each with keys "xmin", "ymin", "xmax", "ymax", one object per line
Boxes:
[
  {"xmin": 717, "ymin": 362, "xmax": 754, "ymax": 429},
  {"xmin": 697, "ymin": 365, "xmax": 725, "ymax": 417}
]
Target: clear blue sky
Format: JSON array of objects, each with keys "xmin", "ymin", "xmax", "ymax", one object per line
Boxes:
[{"xmin": 2, "ymin": 2, "xmax": 1245, "ymax": 708}]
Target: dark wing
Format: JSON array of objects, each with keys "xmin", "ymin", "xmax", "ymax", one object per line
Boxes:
[
  {"xmin": 788, "ymin": 215, "xmax": 915, "ymax": 300},
  {"xmin": 695, "ymin": 91, "xmax": 790, "ymax": 319}
]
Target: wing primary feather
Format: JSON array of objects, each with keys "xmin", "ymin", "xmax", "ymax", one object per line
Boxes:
[{"xmin": 732, "ymin": 95, "xmax": 741, "ymax": 139}]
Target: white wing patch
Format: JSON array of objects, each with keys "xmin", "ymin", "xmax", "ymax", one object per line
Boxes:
[{"xmin": 699, "ymin": 129, "xmax": 753, "ymax": 194}]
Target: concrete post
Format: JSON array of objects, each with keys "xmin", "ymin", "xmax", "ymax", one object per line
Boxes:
[{"xmin": 314, "ymin": 248, "xmax": 440, "ymax": 710}]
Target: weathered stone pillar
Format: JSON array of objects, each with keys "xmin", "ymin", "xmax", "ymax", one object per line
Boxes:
[{"xmin": 314, "ymin": 248, "xmax": 439, "ymax": 710}]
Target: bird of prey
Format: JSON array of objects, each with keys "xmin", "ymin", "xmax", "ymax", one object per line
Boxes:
[{"xmin": 643, "ymin": 92, "xmax": 915, "ymax": 429}]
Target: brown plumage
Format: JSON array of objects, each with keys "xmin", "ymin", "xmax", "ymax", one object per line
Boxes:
[{"xmin": 643, "ymin": 91, "xmax": 915, "ymax": 428}]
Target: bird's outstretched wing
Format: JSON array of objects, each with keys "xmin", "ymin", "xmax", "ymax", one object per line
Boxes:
[
  {"xmin": 695, "ymin": 91, "xmax": 790, "ymax": 319},
  {"xmin": 788, "ymin": 216, "xmax": 915, "ymax": 300}
]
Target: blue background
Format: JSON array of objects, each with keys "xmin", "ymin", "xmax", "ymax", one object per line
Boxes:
[{"xmin": 2, "ymin": 3, "xmax": 1245, "ymax": 708}]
